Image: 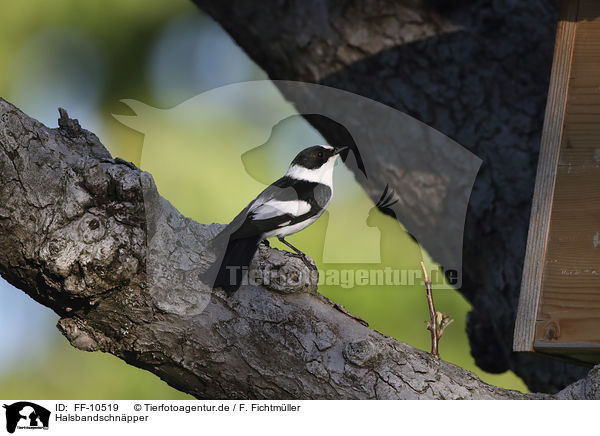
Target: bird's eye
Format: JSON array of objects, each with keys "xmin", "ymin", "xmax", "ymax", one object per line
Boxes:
[{"xmin": 318, "ymin": 151, "xmax": 323, "ymax": 158}]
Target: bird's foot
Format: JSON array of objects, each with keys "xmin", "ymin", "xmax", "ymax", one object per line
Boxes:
[
  {"xmin": 276, "ymin": 237, "xmax": 317, "ymax": 271},
  {"xmin": 303, "ymin": 256, "xmax": 318, "ymax": 272},
  {"xmin": 290, "ymin": 252, "xmax": 317, "ymax": 272}
]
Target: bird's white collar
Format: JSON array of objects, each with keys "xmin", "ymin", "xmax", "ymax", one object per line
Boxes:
[{"xmin": 285, "ymin": 155, "xmax": 338, "ymax": 187}]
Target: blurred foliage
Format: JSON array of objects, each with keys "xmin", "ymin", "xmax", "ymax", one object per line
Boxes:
[
  {"xmin": 0, "ymin": 0, "xmax": 190, "ymax": 104},
  {"xmin": 0, "ymin": 339, "xmax": 191, "ymax": 400},
  {"xmin": 0, "ymin": 0, "xmax": 528, "ymax": 399}
]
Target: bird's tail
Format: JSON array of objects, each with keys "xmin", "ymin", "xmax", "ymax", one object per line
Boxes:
[{"xmin": 206, "ymin": 235, "xmax": 261, "ymax": 295}]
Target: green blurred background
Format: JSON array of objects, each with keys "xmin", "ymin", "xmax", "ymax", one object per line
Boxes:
[{"xmin": 0, "ymin": 0, "xmax": 528, "ymax": 399}]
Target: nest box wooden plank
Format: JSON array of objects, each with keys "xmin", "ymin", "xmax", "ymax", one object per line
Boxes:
[{"xmin": 514, "ymin": 0, "xmax": 600, "ymax": 363}]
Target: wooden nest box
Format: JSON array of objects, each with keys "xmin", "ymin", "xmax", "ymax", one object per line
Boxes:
[{"xmin": 514, "ymin": 0, "xmax": 600, "ymax": 363}]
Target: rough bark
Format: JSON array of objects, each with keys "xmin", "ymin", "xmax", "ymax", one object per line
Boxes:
[
  {"xmin": 1, "ymin": 98, "xmax": 600, "ymax": 399},
  {"xmin": 192, "ymin": 0, "xmax": 591, "ymax": 392}
]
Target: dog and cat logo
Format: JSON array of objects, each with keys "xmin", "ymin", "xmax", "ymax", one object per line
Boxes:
[{"xmin": 3, "ymin": 402, "xmax": 50, "ymax": 433}]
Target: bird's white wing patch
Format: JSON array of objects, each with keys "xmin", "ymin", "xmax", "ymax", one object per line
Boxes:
[{"xmin": 250, "ymin": 200, "xmax": 311, "ymax": 220}]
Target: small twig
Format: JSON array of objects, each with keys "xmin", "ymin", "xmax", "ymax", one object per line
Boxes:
[
  {"xmin": 437, "ymin": 312, "xmax": 454, "ymax": 339},
  {"xmin": 421, "ymin": 261, "xmax": 439, "ymax": 358},
  {"xmin": 420, "ymin": 262, "xmax": 454, "ymax": 359}
]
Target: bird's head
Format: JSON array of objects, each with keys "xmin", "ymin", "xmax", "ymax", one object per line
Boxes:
[
  {"xmin": 290, "ymin": 144, "xmax": 347, "ymax": 169},
  {"xmin": 286, "ymin": 145, "xmax": 348, "ymax": 185}
]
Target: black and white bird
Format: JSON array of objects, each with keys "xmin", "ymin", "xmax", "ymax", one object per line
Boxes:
[{"xmin": 208, "ymin": 144, "xmax": 347, "ymax": 295}]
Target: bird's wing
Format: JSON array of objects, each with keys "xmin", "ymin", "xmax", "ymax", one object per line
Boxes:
[
  {"xmin": 249, "ymin": 197, "xmax": 311, "ymax": 220},
  {"xmin": 235, "ymin": 186, "xmax": 308, "ymax": 238},
  {"xmin": 217, "ymin": 177, "xmax": 310, "ymax": 240}
]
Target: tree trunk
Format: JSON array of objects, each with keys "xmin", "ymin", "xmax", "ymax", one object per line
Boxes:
[{"xmin": 192, "ymin": 0, "xmax": 590, "ymax": 393}]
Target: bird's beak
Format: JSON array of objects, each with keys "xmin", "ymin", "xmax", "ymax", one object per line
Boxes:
[{"xmin": 333, "ymin": 145, "xmax": 349, "ymax": 155}]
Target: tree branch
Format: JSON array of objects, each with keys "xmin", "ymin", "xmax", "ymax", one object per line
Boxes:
[{"xmin": 1, "ymin": 97, "xmax": 599, "ymax": 399}]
